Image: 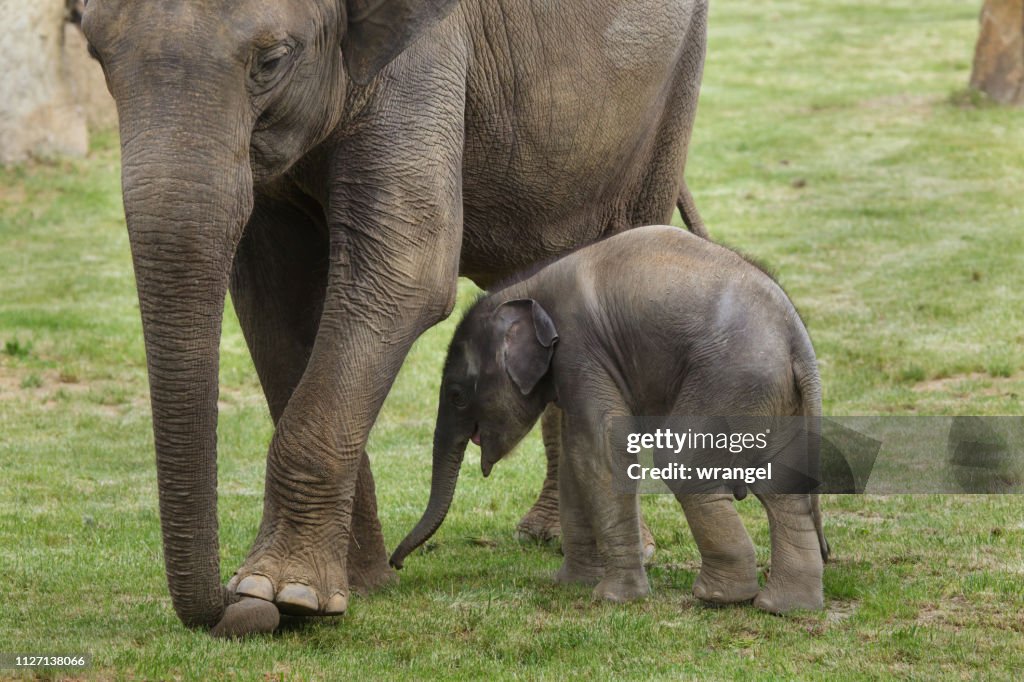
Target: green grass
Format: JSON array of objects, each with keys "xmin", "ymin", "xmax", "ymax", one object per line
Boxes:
[{"xmin": 2, "ymin": 1, "xmax": 1024, "ymax": 679}]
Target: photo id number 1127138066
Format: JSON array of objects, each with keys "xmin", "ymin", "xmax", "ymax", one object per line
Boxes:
[{"xmin": 0, "ymin": 654, "xmax": 91, "ymax": 669}]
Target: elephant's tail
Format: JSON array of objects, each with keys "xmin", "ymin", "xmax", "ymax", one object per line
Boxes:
[
  {"xmin": 792, "ymin": 327, "xmax": 830, "ymax": 563},
  {"xmin": 676, "ymin": 182, "xmax": 709, "ymax": 239}
]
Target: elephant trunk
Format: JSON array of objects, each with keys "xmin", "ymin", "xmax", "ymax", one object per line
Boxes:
[
  {"xmin": 390, "ymin": 427, "xmax": 470, "ymax": 569},
  {"xmin": 121, "ymin": 121, "xmax": 253, "ymax": 628}
]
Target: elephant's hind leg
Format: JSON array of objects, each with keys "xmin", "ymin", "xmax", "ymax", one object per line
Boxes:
[
  {"xmin": 752, "ymin": 493, "xmax": 825, "ymax": 613},
  {"xmin": 670, "ymin": 390, "xmax": 759, "ymax": 606},
  {"xmin": 677, "ymin": 494, "xmax": 759, "ymax": 605},
  {"xmin": 347, "ymin": 450, "xmax": 397, "ymax": 597}
]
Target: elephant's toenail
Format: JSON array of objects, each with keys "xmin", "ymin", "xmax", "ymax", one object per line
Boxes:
[
  {"xmin": 325, "ymin": 592, "xmax": 348, "ymax": 615},
  {"xmin": 236, "ymin": 575, "xmax": 275, "ymax": 601},
  {"xmin": 211, "ymin": 597, "xmax": 280, "ymax": 638},
  {"xmin": 276, "ymin": 583, "xmax": 319, "ymax": 614}
]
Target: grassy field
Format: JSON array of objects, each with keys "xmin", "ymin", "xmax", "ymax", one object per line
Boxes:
[{"xmin": 2, "ymin": 0, "xmax": 1023, "ymax": 679}]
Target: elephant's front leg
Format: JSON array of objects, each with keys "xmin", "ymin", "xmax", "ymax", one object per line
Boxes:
[
  {"xmin": 228, "ymin": 193, "xmax": 400, "ymax": 616},
  {"xmin": 228, "ymin": 194, "xmax": 393, "ymax": 607},
  {"xmin": 563, "ymin": 405, "xmax": 650, "ymax": 603},
  {"xmin": 518, "ymin": 405, "xmax": 657, "ymax": 561},
  {"xmin": 230, "ymin": 63, "xmax": 466, "ymax": 614},
  {"xmin": 232, "ymin": 216, "xmax": 461, "ymax": 615}
]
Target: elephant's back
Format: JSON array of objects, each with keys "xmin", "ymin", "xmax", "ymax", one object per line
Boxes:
[{"xmin": 456, "ymin": 0, "xmax": 707, "ymax": 286}]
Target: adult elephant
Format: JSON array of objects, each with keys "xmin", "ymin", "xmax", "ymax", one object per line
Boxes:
[{"xmin": 81, "ymin": 0, "xmax": 708, "ymax": 633}]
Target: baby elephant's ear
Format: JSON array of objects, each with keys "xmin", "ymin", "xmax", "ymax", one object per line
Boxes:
[{"xmin": 493, "ymin": 299, "xmax": 559, "ymax": 395}]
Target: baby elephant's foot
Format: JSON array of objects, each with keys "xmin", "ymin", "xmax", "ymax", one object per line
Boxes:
[
  {"xmin": 593, "ymin": 569, "xmax": 650, "ymax": 603},
  {"xmin": 554, "ymin": 558, "xmax": 604, "ymax": 586},
  {"xmin": 692, "ymin": 557, "xmax": 759, "ymax": 606},
  {"xmin": 753, "ymin": 575, "xmax": 824, "ymax": 614}
]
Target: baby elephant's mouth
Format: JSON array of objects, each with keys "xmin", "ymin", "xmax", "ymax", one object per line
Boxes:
[{"xmin": 470, "ymin": 424, "xmax": 481, "ymax": 446}]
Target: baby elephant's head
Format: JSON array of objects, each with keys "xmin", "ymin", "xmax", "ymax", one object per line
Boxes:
[
  {"xmin": 389, "ymin": 298, "xmax": 558, "ymax": 569},
  {"xmin": 447, "ymin": 298, "xmax": 560, "ymax": 475}
]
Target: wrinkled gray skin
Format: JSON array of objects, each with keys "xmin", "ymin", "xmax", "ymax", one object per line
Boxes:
[
  {"xmin": 80, "ymin": 0, "xmax": 709, "ymax": 635},
  {"xmin": 392, "ymin": 226, "xmax": 829, "ymax": 613}
]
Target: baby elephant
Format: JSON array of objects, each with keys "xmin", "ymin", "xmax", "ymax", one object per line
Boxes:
[{"xmin": 390, "ymin": 225, "xmax": 827, "ymax": 613}]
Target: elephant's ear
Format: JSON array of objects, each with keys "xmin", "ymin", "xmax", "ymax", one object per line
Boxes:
[
  {"xmin": 493, "ymin": 299, "xmax": 559, "ymax": 396},
  {"xmin": 343, "ymin": 0, "xmax": 460, "ymax": 85}
]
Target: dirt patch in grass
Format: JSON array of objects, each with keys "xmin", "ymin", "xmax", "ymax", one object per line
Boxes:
[
  {"xmin": 2, "ymin": 363, "xmax": 264, "ymax": 418},
  {"xmin": 0, "ymin": 183, "xmax": 27, "ymax": 206},
  {"xmin": 858, "ymin": 93, "xmax": 937, "ymax": 112},
  {"xmin": 917, "ymin": 595, "xmax": 969, "ymax": 626},
  {"xmin": 0, "ymin": 367, "xmax": 20, "ymax": 397},
  {"xmin": 826, "ymin": 599, "xmax": 858, "ymax": 624},
  {"xmin": 914, "ymin": 372, "xmax": 982, "ymax": 394},
  {"xmin": 217, "ymin": 384, "xmax": 266, "ymax": 413},
  {"xmin": 918, "ymin": 594, "xmax": 1023, "ymax": 632},
  {"xmin": 794, "ymin": 600, "xmax": 858, "ymax": 636},
  {"xmin": 4, "ymin": 368, "xmax": 86, "ymax": 398},
  {"xmin": 0, "ymin": 365, "xmax": 146, "ymax": 418},
  {"xmin": 912, "ymin": 372, "xmax": 1021, "ymax": 398}
]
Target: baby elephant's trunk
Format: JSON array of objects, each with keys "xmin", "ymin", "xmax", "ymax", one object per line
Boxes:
[{"xmin": 390, "ymin": 433, "xmax": 469, "ymax": 569}]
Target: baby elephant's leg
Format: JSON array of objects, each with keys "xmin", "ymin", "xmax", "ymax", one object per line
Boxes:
[
  {"xmin": 678, "ymin": 494, "xmax": 760, "ymax": 604},
  {"xmin": 754, "ymin": 493, "xmax": 825, "ymax": 613},
  {"xmin": 553, "ymin": 455, "xmax": 605, "ymax": 586},
  {"xmin": 589, "ymin": 490, "xmax": 650, "ymax": 603},
  {"xmin": 560, "ymin": 412, "xmax": 649, "ymax": 602},
  {"xmin": 520, "ymin": 405, "xmax": 656, "ymax": 562}
]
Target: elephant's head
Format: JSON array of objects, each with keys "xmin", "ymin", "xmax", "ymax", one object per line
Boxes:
[
  {"xmin": 390, "ymin": 298, "xmax": 559, "ymax": 569},
  {"xmin": 79, "ymin": 0, "xmax": 458, "ymax": 629}
]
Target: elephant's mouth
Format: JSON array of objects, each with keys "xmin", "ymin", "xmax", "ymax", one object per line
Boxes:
[{"xmin": 470, "ymin": 424, "xmax": 480, "ymax": 446}]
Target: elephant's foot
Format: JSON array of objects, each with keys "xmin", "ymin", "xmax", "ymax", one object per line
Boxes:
[
  {"xmin": 691, "ymin": 548, "xmax": 759, "ymax": 605},
  {"xmin": 347, "ymin": 542, "xmax": 397, "ymax": 596},
  {"xmin": 753, "ymin": 494, "xmax": 825, "ymax": 613},
  {"xmin": 229, "ymin": 510, "xmax": 354, "ymax": 617},
  {"xmin": 640, "ymin": 521, "xmax": 656, "ymax": 565},
  {"xmin": 230, "ymin": 546, "xmax": 350, "ymax": 616},
  {"xmin": 692, "ymin": 564, "xmax": 760, "ymax": 605},
  {"xmin": 211, "ymin": 597, "xmax": 281, "ymax": 638},
  {"xmin": 753, "ymin": 568, "xmax": 824, "ymax": 614},
  {"xmin": 554, "ymin": 557, "xmax": 605, "ymax": 586},
  {"xmin": 229, "ymin": 451, "xmax": 391, "ymax": 616},
  {"xmin": 515, "ymin": 494, "xmax": 561, "ymax": 544},
  {"xmin": 593, "ymin": 568, "xmax": 650, "ymax": 603}
]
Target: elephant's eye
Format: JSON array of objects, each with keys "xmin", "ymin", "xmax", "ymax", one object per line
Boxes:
[
  {"xmin": 449, "ymin": 387, "xmax": 469, "ymax": 409},
  {"xmin": 250, "ymin": 42, "xmax": 298, "ymax": 91}
]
